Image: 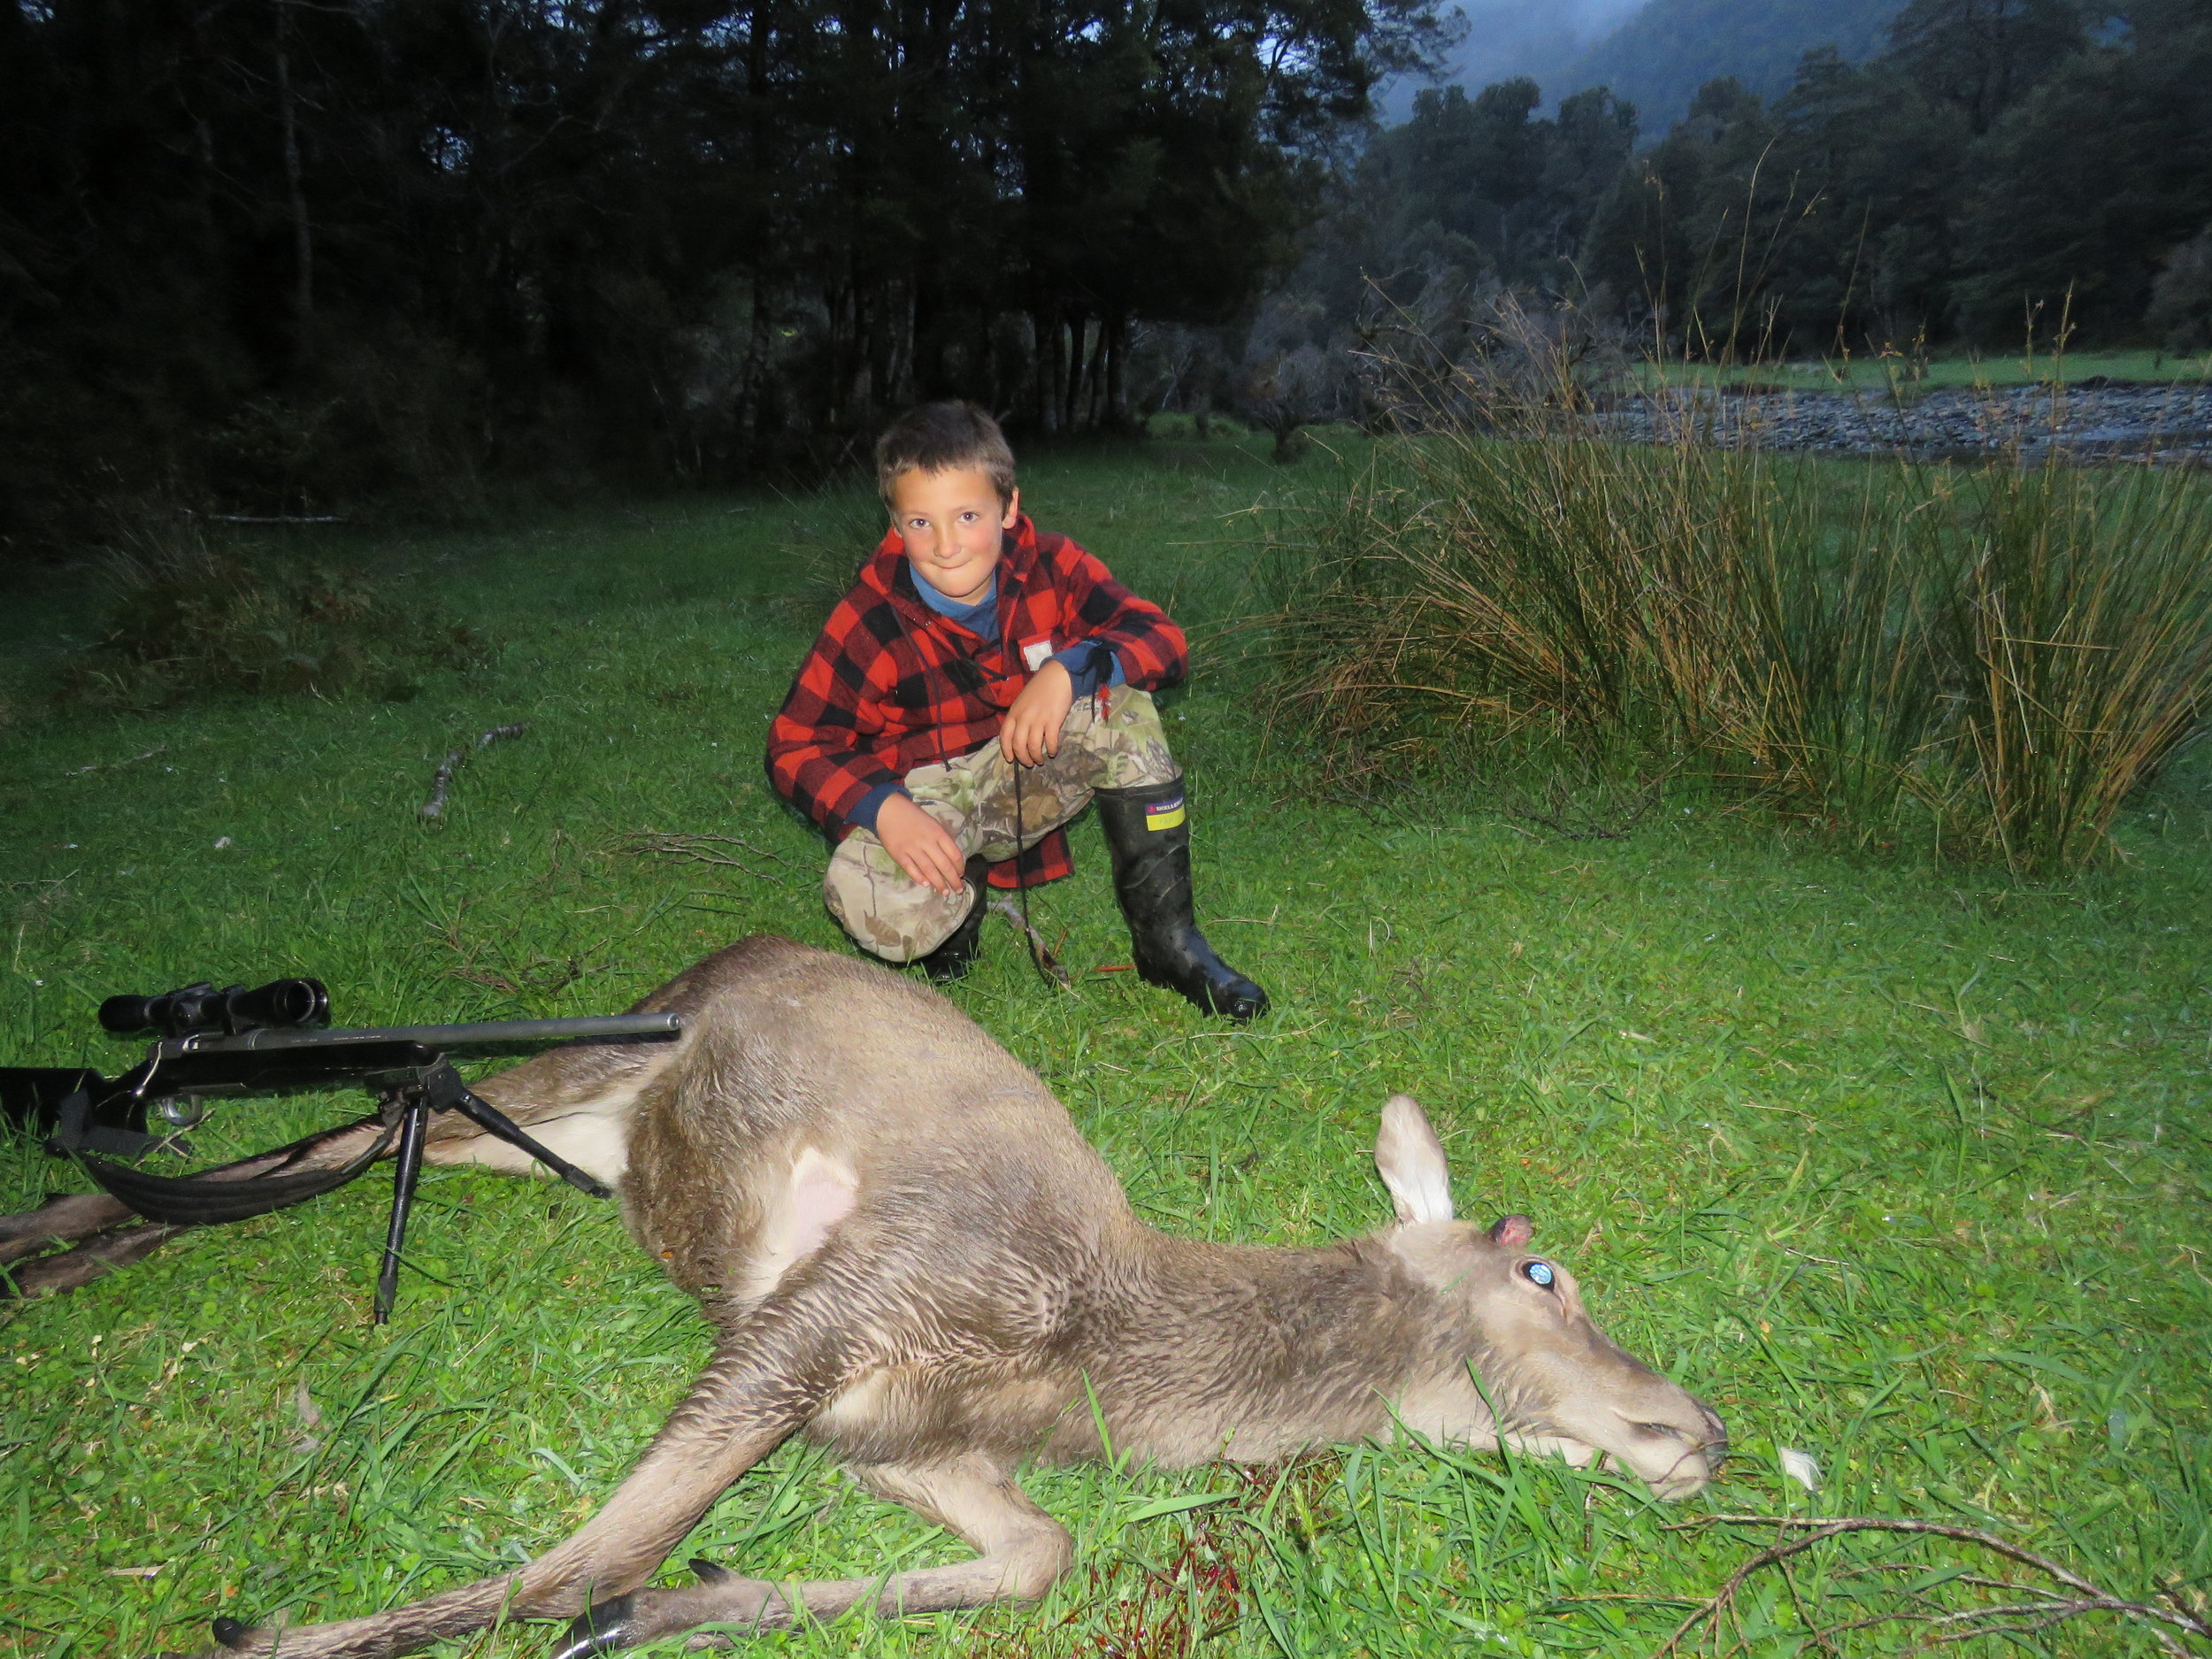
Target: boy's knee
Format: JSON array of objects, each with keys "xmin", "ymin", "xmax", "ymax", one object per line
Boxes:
[
  {"xmin": 824, "ymin": 837, "xmax": 976, "ymax": 963},
  {"xmin": 1071, "ymin": 689, "xmax": 1178, "ymax": 790}
]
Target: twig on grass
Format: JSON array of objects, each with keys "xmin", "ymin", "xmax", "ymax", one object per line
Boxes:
[
  {"xmin": 192, "ymin": 512, "xmax": 345, "ymax": 524},
  {"xmin": 64, "ymin": 744, "xmax": 168, "ymax": 778},
  {"xmin": 613, "ymin": 830, "xmax": 789, "ymax": 883},
  {"xmin": 419, "ymin": 723, "xmax": 528, "ymax": 820},
  {"xmin": 1655, "ymin": 1514, "xmax": 2209, "ymax": 1659},
  {"xmin": 1504, "ymin": 772, "xmax": 1670, "ymax": 843}
]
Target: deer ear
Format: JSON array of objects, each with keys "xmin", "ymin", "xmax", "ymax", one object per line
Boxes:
[{"xmin": 1375, "ymin": 1094, "xmax": 1454, "ymax": 1225}]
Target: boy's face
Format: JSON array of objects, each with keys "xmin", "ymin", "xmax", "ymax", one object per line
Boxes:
[{"xmin": 888, "ymin": 465, "xmax": 1018, "ymax": 607}]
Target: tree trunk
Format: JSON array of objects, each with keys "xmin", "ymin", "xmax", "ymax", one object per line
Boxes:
[
  {"xmin": 1034, "ymin": 303, "xmax": 1061, "ymax": 433},
  {"xmin": 1082, "ymin": 315, "xmax": 1108, "ymax": 429},
  {"xmin": 274, "ymin": 0, "xmax": 312, "ymax": 338},
  {"xmin": 1105, "ymin": 311, "xmax": 1127, "ymax": 429},
  {"xmin": 738, "ymin": 277, "xmax": 771, "ymax": 449},
  {"xmin": 1063, "ymin": 312, "xmax": 1086, "ymax": 431},
  {"xmin": 739, "ymin": 0, "xmax": 774, "ymax": 449}
]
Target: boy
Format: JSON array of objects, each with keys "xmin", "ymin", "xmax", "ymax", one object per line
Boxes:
[{"xmin": 766, "ymin": 401, "xmax": 1268, "ymax": 1021}]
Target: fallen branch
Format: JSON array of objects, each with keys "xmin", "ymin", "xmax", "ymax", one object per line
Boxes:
[
  {"xmin": 192, "ymin": 512, "xmax": 345, "ymax": 524},
  {"xmin": 419, "ymin": 723, "xmax": 528, "ymax": 821},
  {"xmin": 612, "ymin": 830, "xmax": 788, "ymax": 883},
  {"xmin": 1656, "ymin": 1514, "xmax": 2210, "ymax": 1659},
  {"xmin": 1504, "ymin": 773, "xmax": 1668, "ymax": 843},
  {"xmin": 64, "ymin": 744, "xmax": 169, "ymax": 779}
]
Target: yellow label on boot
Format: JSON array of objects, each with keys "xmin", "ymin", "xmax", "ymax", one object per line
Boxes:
[{"xmin": 1144, "ymin": 795, "xmax": 1186, "ymax": 831}]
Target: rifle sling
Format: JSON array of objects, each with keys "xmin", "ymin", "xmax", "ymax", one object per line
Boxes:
[{"xmin": 78, "ymin": 1121, "xmax": 398, "ymax": 1225}]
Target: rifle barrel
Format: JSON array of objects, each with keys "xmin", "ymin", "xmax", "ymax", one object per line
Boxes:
[{"xmin": 157, "ymin": 1012, "xmax": 681, "ymax": 1058}]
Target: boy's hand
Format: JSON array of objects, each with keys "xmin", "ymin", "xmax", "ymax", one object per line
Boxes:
[
  {"xmin": 876, "ymin": 794, "xmax": 969, "ymax": 896},
  {"xmin": 1002, "ymin": 659, "xmax": 1075, "ymax": 767}
]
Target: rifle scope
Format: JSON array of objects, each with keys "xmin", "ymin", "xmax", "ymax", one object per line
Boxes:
[{"xmin": 100, "ymin": 978, "xmax": 331, "ymax": 1040}]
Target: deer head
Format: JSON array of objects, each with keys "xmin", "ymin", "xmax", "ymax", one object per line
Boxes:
[{"xmin": 1375, "ymin": 1094, "xmax": 1726, "ymax": 1499}]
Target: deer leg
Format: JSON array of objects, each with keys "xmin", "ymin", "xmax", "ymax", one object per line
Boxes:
[
  {"xmin": 4, "ymin": 1222, "xmax": 185, "ymax": 1298},
  {"xmin": 419, "ymin": 1038, "xmax": 678, "ymax": 1183},
  {"xmin": 557, "ymin": 1454, "xmax": 1074, "ymax": 1656},
  {"xmin": 0, "ymin": 1117, "xmax": 396, "ymax": 1267},
  {"xmin": 179, "ymin": 1290, "xmax": 862, "ymax": 1659}
]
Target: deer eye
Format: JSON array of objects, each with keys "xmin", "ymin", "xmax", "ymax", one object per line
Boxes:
[{"xmin": 1522, "ymin": 1260, "xmax": 1555, "ymax": 1287}]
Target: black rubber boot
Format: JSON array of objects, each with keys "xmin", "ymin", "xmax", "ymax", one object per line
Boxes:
[
  {"xmin": 1094, "ymin": 779, "xmax": 1269, "ymax": 1022},
  {"xmin": 916, "ymin": 857, "xmax": 989, "ymax": 982}
]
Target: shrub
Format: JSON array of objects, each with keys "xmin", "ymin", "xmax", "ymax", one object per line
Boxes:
[
  {"xmin": 56, "ymin": 527, "xmax": 488, "ymax": 710},
  {"xmin": 1256, "ymin": 394, "xmax": 2212, "ymax": 878},
  {"xmin": 1938, "ymin": 465, "xmax": 2212, "ymax": 874},
  {"xmin": 2146, "ymin": 227, "xmax": 2212, "ymax": 354}
]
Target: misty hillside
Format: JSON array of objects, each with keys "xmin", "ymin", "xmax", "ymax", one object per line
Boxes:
[
  {"xmin": 1432, "ymin": 0, "xmax": 1641, "ymax": 116},
  {"xmin": 1567, "ymin": 0, "xmax": 1904, "ymax": 131}
]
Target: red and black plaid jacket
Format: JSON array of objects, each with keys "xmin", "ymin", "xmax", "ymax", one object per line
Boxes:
[{"xmin": 766, "ymin": 516, "xmax": 1187, "ymax": 887}]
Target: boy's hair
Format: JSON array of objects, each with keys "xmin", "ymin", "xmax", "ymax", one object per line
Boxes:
[{"xmin": 875, "ymin": 401, "xmax": 1017, "ymax": 508}]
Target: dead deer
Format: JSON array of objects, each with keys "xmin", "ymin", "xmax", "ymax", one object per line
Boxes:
[{"xmin": 111, "ymin": 934, "xmax": 1722, "ymax": 1659}]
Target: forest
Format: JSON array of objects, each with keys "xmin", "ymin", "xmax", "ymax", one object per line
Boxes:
[
  {"xmin": 1567, "ymin": 0, "xmax": 1900, "ymax": 129},
  {"xmin": 0, "ymin": 0, "xmax": 1453, "ymax": 542},
  {"xmin": 4, "ymin": 0, "xmax": 2210, "ymax": 541},
  {"xmin": 1284, "ymin": 0, "xmax": 2212, "ymax": 391},
  {"xmin": 1580, "ymin": 0, "xmax": 2212, "ymax": 354}
]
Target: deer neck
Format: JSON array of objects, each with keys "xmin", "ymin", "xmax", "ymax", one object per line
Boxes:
[{"xmin": 1048, "ymin": 1227, "xmax": 1468, "ymax": 1470}]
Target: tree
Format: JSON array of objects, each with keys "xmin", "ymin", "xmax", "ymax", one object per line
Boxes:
[
  {"xmin": 1949, "ymin": 0, "xmax": 2212, "ymax": 339},
  {"xmin": 1886, "ymin": 0, "xmax": 2087, "ymax": 134},
  {"xmin": 1580, "ymin": 76, "xmax": 1784, "ymax": 350}
]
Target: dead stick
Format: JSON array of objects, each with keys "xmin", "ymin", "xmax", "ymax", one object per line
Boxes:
[
  {"xmin": 1655, "ymin": 1515, "xmax": 2208, "ymax": 1659},
  {"xmin": 419, "ymin": 723, "xmax": 528, "ymax": 820}
]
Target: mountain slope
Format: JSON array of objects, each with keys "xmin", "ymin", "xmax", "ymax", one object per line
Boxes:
[{"xmin": 1567, "ymin": 0, "xmax": 1905, "ymax": 132}]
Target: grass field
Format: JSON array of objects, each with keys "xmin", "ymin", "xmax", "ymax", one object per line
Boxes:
[
  {"xmin": 4, "ymin": 432, "xmax": 2210, "ymax": 1659},
  {"xmin": 1638, "ymin": 348, "xmax": 2212, "ymax": 393}
]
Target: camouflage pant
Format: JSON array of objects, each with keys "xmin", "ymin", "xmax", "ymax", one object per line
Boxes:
[{"xmin": 826, "ymin": 688, "xmax": 1179, "ymax": 962}]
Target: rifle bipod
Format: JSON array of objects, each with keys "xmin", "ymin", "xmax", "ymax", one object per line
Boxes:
[
  {"xmin": 8, "ymin": 998, "xmax": 678, "ymax": 1316},
  {"xmin": 370, "ymin": 1060, "xmax": 613, "ymax": 1323}
]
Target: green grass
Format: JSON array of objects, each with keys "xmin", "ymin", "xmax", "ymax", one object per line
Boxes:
[
  {"xmin": 4, "ymin": 431, "xmax": 2210, "ymax": 1658},
  {"xmin": 1638, "ymin": 347, "xmax": 2212, "ymax": 393}
]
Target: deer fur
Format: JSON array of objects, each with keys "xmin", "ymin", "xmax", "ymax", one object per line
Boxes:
[{"xmin": 134, "ymin": 934, "xmax": 1724, "ymax": 1659}]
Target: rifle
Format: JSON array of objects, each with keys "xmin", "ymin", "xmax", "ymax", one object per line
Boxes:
[{"xmin": 0, "ymin": 978, "xmax": 681, "ymax": 1320}]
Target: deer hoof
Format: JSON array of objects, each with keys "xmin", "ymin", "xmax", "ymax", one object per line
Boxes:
[
  {"xmin": 689, "ymin": 1555, "xmax": 734, "ymax": 1584},
  {"xmin": 554, "ymin": 1595, "xmax": 641, "ymax": 1659}
]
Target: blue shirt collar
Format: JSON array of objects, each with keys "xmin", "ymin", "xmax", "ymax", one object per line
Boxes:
[{"xmin": 910, "ymin": 563, "xmax": 998, "ymax": 626}]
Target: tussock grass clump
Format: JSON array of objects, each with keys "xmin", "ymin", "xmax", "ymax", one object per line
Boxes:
[
  {"xmin": 1258, "ymin": 429, "xmax": 2212, "ymax": 878},
  {"xmin": 55, "ymin": 528, "xmax": 488, "ymax": 710}
]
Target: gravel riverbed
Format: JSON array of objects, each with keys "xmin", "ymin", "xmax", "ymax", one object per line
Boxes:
[{"xmin": 1598, "ymin": 380, "xmax": 2212, "ymax": 464}]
